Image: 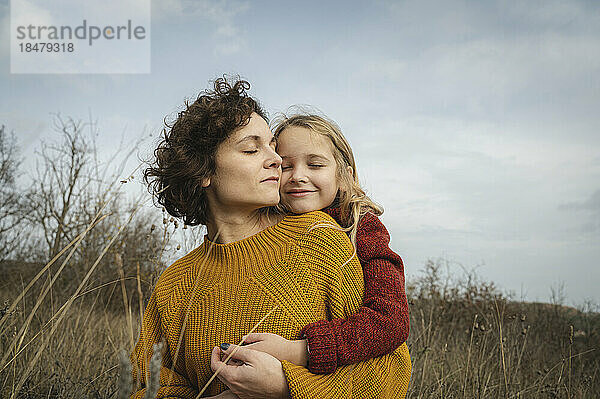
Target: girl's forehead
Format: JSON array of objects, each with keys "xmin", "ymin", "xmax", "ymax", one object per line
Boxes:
[{"xmin": 278, "ymin": 126, "xmax": 334, "ymax": 151}]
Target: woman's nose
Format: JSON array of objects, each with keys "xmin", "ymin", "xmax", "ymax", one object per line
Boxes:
[{"xmin": 265, "ymin": 147, "xmax": 282, "ymax": 169}]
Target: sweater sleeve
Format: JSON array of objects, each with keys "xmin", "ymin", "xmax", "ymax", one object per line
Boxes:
[
  {"xmin": 281, "ymin": 215, "xmax": 412, "ymax": 398},
  {"xmin": 299, "ymin": 211, "xmax": 410, "ymax": 374},
  {"xmin": 130, "ymin": 289, "xmax": 199, "ymax": 399}
]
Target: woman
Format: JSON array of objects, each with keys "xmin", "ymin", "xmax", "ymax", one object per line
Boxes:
[{"xmin": 132, "ymin": 78, "xmax": 410, "ymax": 398}]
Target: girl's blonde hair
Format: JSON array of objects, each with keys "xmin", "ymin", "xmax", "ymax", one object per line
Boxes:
[{"xmin": 272, "ymin": 111, "xmax": 383, "ymax": 246}]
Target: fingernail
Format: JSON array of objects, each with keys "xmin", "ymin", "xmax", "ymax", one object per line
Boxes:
[{"xmin": 220, "ymin": 342, "xmax": 230, "ymax": 350}]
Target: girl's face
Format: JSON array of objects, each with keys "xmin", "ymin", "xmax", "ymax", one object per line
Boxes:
[
  {"xmin": 277, "ymin": 126, "xmax": 339, "ymax": 214},
  {"xmin": 203, "ymin": 112, "xmax": 282, "ymax": 214}
]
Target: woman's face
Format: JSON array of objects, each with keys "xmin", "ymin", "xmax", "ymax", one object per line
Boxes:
[
  {"xmin": 277, "ymin": 126, "xmax": 339, "ymax": 214},
  {"xmin": 203, "ymin": 112, "xmax": 282, "ymax": 214}
]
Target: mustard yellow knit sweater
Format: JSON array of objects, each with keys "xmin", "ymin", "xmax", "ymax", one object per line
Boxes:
[{"xmin": 131, "ymin": 211, "xmax": 411, "ymax": 398}]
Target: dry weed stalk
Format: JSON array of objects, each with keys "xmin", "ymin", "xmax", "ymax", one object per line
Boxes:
[
  {"xmin": 118, "ymin": 349, "xmax": 133, "ymax": 399},
  {"xmin": 568, "ymin": 324, "xmax": 573, "ymax": 399},
  {"xmin": 116, "ymin": 252, "xmax": 135, "ymax": 351},
  {"xmin": 136, "ymin": 261, "xmax": 144, "ymax": 324},
  {"xmin": 495, "ymin": 300, "xmax": 509, "ymax": 397},
  {"xmin": 463, "ymin": 313, "xmax": 478, "ymax": 397},
  {"xmin": 143, "ymin": 342, "xmax": 163, "ymax": 399}
]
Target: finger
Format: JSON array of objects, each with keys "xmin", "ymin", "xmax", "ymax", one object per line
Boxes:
[
  {"xmin": 210, "ymin": 346, "xmax": 225, "ymax": 373},
  {"xmin": 226, "ymin": 357, "xmax": 244, "ymax": 366},
  {"xmin": 241, "ymin": 342, "xmax": 261, "ymax": 350},
  {"xmin": 220, "ymin": 342, "xmax": 257, "ymax": 364},
  {"xmin": 205, "ymin": 391, "xmax": 236, "ymax": 399},
  {"xmin": 211, "ymin": 346, "xmax": 237, "ymax": 383},
  {"xmin": 217, "ymin": 346, "xmax": 244, "ymax": 366},
  {"xmin": 216, "ymin": 390, "xmax": 238, "ymax": 398},
  {"xmin": 242, "ymin": 332, "xmax": 268, "ymax": 344}
]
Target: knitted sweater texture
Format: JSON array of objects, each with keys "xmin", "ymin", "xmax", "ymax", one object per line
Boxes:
[
  {"xmin": 130, "ymin": 211, "xmax": 411, "ymax": 398},
  {"xmin": 301, "ymin": 207, "xmax": 410, "ymax": 373}
]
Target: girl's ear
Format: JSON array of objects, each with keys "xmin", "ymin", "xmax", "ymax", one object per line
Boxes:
[{"xmin": 346, "ymin": 165, "xmax": 353, "ymax": 178}]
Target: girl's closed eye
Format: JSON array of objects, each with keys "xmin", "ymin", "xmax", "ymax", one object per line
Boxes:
[{"xmin": 281, "ymin": 164, "xmax": 324, "ymax": 170}]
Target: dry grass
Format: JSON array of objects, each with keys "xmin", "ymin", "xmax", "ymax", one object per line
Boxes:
[
  {"xmin": 404, "ymin": 259, "xmax": 600, "ymax": 398},
  {"xmin": 1, "ymin": 250, "xmax": 598, "ymax": 398},
  {"xmin": 1, "ymin": 298, "xmax": 133, "ymax": 397}
]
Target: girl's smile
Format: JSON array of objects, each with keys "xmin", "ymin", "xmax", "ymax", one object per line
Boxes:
[
  {"xmin": 287, "ymin": 190, "xmax": 316, "ymax": 197},
  {"xmin": 276, "ymin": 125, "xmax": 339, "ymax": 214}
]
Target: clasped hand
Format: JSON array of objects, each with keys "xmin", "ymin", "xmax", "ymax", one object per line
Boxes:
[{"xmin": 207, "ymin": 333, "xmax": 308, "ymax": 398}]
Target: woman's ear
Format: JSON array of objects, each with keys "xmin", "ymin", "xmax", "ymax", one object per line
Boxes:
[{"xmin": 201, "ymin": 177, "xmax": 211, "ymax": 188}]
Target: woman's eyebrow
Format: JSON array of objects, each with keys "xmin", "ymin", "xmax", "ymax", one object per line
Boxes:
[{"xmin": 236, "ymin": 135, "xmax": 277, "ymax": 145}]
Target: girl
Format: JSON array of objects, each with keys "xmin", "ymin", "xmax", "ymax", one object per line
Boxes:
[{"xmin": 236, "ymin": 113, "xmax": 411, "ymax": 375}]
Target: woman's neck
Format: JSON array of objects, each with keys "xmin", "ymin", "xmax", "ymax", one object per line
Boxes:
[{"xmin": 205, "ymin": 209, "xmax": 285, "ymax": 244}]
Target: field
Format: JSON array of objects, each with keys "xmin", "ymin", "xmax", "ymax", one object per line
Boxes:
[
  {"xmin": 1, "ymin": 255, "xmax": 598, "ymax": 399},
  {"xmin": 1, "ymin": 104, "xmax": 598, "ymax": 398}
]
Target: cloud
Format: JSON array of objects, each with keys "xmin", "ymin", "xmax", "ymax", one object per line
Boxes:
[
  {"xmin": 153, "ymin": 0, "xmax": 248, "ymax": 22},
  {"xmin": 0, "ymin": 1, "xmax": 8, "ymax": 63},
  {"xmin": 1, "ymin": 0, "xmax": 57, "ymax": 65},
  {"xmin": 505, "ymin": 1, "xmax": 595, "ymax": 27},
  {"xmin": 344, "ymin": 112, "xmax": 599, "ymax": 250},
  {"xmin": 152, "ymin": 0, "xmax": 249, "ymax": 55},
  {"xmin": 356, "ymin": 1, "xmax": 600, "ymax": 133},
  {"xmin": 559, "ymin": 189, "xmax": 600, "ymax": 212}
]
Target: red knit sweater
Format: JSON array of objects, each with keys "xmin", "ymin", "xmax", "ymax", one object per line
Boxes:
[{"xmin": 299, "ymin": 207, "xmax": 410, "ymax": 374}]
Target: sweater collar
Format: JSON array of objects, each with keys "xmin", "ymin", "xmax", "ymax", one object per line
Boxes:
[{"xmin": 199, "ymin": 214, "xmax": 304, "ymax": 277}]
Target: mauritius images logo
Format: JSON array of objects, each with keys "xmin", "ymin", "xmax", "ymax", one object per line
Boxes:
[{"xmin": 10, "ymin": 0, "xmax": 151, "ymax": 74}]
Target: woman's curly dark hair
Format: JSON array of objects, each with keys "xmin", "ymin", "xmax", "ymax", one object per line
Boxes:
[{"xmin": 144, "ymin": 77, "xmax": 268, "ymax": 226}]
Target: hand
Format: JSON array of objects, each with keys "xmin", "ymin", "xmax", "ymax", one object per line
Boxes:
[
  {"xmin": 242, "ymin": 333, "xmax": 308, "ymax": 367},
  {"xmin": 210, "ymin": 344, "xmax": 291, "ymax": 399},
  {"xmin": 205, "ymin": 390, "xmax": 239, "ymax": 398}
]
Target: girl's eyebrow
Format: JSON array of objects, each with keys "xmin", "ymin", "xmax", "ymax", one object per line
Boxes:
[
  {"xmin": 307, "ymin": 154, "xmax": 329, "ymax": 161},
  {"xmin": 281, "ymin": 153, "xmax": 329, "ymax": 161}
]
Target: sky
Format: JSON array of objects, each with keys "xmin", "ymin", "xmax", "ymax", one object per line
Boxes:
[{"xmin": 1, "ymin": 0, "xmax": 599, "ymax": 305}]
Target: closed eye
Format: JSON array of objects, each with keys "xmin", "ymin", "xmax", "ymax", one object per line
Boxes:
[
  {"xmin": 282, "ymin": 164, "xmax": 324, "ymax": 170},
  {"xmin": 243, "ymin": 150, "xmax": 258, "ymax": 154}
]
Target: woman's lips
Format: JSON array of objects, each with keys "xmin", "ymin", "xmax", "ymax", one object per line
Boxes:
[{"xmin": 287, "ymin": 191, "xmax": 314, "ymax": 198}]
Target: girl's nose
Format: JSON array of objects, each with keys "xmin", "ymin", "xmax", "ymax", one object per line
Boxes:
[{"xmin": 289, "ymin": 167, "xmax": 308, "ymax": 183}]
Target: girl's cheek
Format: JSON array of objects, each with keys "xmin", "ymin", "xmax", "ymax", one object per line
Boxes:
[{"xmin": 279, "ymin": 172, "xmax": 291, "ymax": 186}]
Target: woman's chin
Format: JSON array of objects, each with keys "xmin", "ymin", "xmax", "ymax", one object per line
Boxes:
[
  {"xmin": 261, "ymin": 194, "xmax": 281, "ymax": 208},
  {"xmin": 285, "ymin": 203, "xmax": 314, "ymax": 214}
]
